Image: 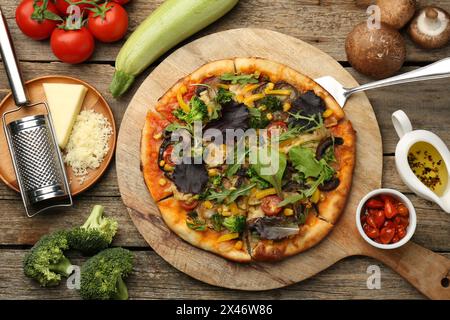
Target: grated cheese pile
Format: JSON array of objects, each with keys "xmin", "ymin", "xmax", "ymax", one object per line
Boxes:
[{"xmin": 64, "ymin": 110, "xmax": 113, "ymax": 184}]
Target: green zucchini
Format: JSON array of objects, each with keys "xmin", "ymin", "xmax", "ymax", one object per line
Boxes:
[{"xmin": 109, "ymin": 0, "xmax": 239, "ymax": 98}]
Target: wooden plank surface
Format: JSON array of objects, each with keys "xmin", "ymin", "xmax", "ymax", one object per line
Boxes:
[
  {"xmin": 1, "ymin": 0, "xmax": 450, "ymax": 62},
  {"xmin": 2, "ymin": 249, "xmax": 447, "ymax": 300},
  {"xmin": 0, "ymin": 0, "xmax": 449, "ymax": 299}
]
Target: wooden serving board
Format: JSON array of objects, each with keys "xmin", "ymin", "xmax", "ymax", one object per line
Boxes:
[{"xmin": 116, "ymin": 29, "xmax": 450, "ymax": 299}]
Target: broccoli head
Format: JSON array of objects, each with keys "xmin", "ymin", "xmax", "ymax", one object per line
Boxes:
[
  {"xmin": 222, "ymin": 215, "xmax": 246, "ymax": 233},
  {"xmin": 173, "ymin": 96, "xmax": 208, "ymax": 124},
  {"xmin": 67, "ymin": 205, "xmax": 118, "ymax": 255},
  {"xmin": 80, "ymin": 247, "xmax": 134, "ymax": 300},
  {"xmin": 23, "ymin": 231, "xmax": 74, "ymax": 287}
]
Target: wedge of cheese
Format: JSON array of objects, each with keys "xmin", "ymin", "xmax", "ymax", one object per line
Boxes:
[{"xmin": 43, "ymin": 83, "xmax": 88, "ymax": 149}]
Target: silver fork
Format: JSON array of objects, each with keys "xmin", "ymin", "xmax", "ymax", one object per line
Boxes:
[{"xmin": 314, "ymin": 57, "xmax": 450, "ymax": 108}]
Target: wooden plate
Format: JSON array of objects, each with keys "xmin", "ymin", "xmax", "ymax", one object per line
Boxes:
[
  {"xmin": 0, "ymin": 76, "xmax": 116, "ymax": 196},
  {"xmin": 116, "ymin": 29, "xmax": 450, "ymax": 298}
]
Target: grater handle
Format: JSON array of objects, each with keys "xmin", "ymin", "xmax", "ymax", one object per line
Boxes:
[{"xmin": 0, "ymin": 7, "xmax": 29, "ymax": 106}]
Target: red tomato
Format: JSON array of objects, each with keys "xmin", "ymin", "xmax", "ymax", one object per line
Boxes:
[
  {"xmin": 363, "ymin": 224, "xmax": 379, "ymax": 239},
  {"xmin": 87, "ymin": 2, "xmax": 128, "ymax": 43},
  {"xmin": 180, "ymin": 200, "xmax": 199, "ymax": 211},
  {"xmin": 50, "ymin": 27, "xmax": 95, "ymax": 64},
  {"xmin": 371, "ymin": 210, "xmax": 385, "ymax": 228},
  {"xmin": 261, "ymin": 195, "xmax": 283, "ymax": 216},
  {"xmin": 112, "ymin": 0, "xmax": 131, "ymax": 4},
  {"xmin": 397, "ymin": 204, "xmax": 409, "ymax": 217},
  {"xmin": 392, "ymin": 235, "xmax": 400, "ymax": 243},
  {"xmin": 366, "ymin": 215, "xmax": 378, "ymax": 229},
  {"xmin": 394, "ymin": 216, "xmax": 409, "ymax": 228},
  {"xmin": 163, "ymin": 145, "xmax": 176, "ymax": 167},
  {"xmin": 366, "ymin": 198, "xmax": 384, "ymax": 209},
  {"xmin": 384, "ymin": 220, "xmax": 396, "ymax": 229},
  {"xmin": 396, "ymin": 226, "xmax": 407, "ymax": 239},
  {"xmin": 379, "ymin": 227, "xmax": 395, "ymax": 244},
  {"xmin": 15, "ymin": 0, "xmax": 60, "ymax": 40},
  {"xmin": 384, "ymin": 199, "xmax": 398, "ymax": 219},
  {"xmin": 380, "ymin": 194, "xmax": 394, "ymax": 203},
  {"xmin": 54, "ymin": 0, "xmax": 93, "ymax": 16},
  {"xmin": 267, "ymin": 121, "xmax": 288, "ymax": 138},
  {"xmin": 184, "ymin": 85, "xmax": 196, "ymax": 102},
  {"xmin": 360, "ymin": 214, "xmax": 367, "ymax": 225}
]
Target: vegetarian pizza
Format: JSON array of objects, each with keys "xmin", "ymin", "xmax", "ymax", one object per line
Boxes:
[{"xmin": 141, "ymin": 58, "xmax": 356, "ymax": 262}]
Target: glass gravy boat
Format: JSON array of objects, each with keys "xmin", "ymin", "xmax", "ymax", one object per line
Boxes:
[{"xmin": 392, "ymin": 110, "xmax": 450, "ymax": 213}]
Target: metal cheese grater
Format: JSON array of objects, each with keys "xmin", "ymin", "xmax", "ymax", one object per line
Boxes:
[{"xmin": 0, "ymin": 7, "xmax": 72, "ymax": 217}]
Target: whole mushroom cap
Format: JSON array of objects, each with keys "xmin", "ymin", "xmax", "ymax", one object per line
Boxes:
[
  {"xmin": 345, "ymin": 22, "xmax": 406, "ymax": 79},
  {"xmin": 408, "ymin": 6, "xmax": 450, "ymax": 49},
  {"xmin": 376, "ymin": 0, "xmax": 416, "ymax": 29}
]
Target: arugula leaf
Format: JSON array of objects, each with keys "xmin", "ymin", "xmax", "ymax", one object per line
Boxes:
[
  {"xmin": 297, "ymin": 208, "xmax": 308, "ymax": 225},
  {"xmin": 225, "ymin": 163, "xmax": 241, "ymax": 178},
  {"xmin": 205, "ymin": 189, "xmax": 230, "ymax": 203},
  {"xmin": 318, "ymin": 158, "xmax": 335, "ymax": 181},
  {"xmin": 278, "ymin": 193, "xmax": 304, "ymax": 207},
  {"xmin": 322, "ymin": 142, "xmax": 337, "ymax": 164},
  {"xmin": 226, "ymin": 148, "xmax": 249, "ymax": 177},
  {"xmin": 186, "ymin": 211, "xmax": 206, "ymax": 231},
  {"xmin": 251, "ymin": 148, "xmax": 287, "ymax": 196},
  {"xmin": 288, "ymin": 146, "xmax": 335, "ymax": 198},
  {"xmin": 206, "ymin": 183, "xmax": 256, "ymax": 204},
  {"xmin": 288, "ymin": 111, "xmax": 324, "ymax": 132},
  {"xmin": 248, "ymin": 107, "xmax": 270, "ymax": 129},
  {"xmin": 278, "ymin": 114, "xmax": 324, "ymax": 141},
  {"xmin": 289, "ymin": 147, "xmax": 323, "ymax": 178},
  {"xmin": 220, "ymin": 73, "xmax": 259, "ymax": 85},
  {"xmin": 227, "ymin": 183, "xmax": 256, "ymax": 204},
  {"xmin": 246, "ymin": 167, "xmax": 271, "ymax": 189},
  {"xmin": 215, "ymin": 88, "xmax": 234, "ymax": 105}
]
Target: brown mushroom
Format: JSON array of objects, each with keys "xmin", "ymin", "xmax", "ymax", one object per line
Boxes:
[
  {"xmin": 345, "ymin": 22, "xmax": 406, "ymax": 79},
  {"xmin": 376, "ymin": 0, "xmax": 416, "ymax": 30},
  {"xmin": 408, "ymin": 6, "xmax": 450, "ymax": 49}
]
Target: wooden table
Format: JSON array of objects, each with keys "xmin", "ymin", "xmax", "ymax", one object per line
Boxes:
[{"xmin": 0, "ymin": 0, "xmax": 449, "ymax": 300}]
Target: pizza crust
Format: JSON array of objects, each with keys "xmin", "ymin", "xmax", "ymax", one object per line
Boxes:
[
  {"xmin": 141, "ymin": 111, "xmax": 174, "ymax": 202},
  {"xmin": 317, "ymin": 120, "xmax": 356, "ymax": 224},
  {"xmin": 158, "ymin": 197, "xmax": 252, "ymax": 263}
]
